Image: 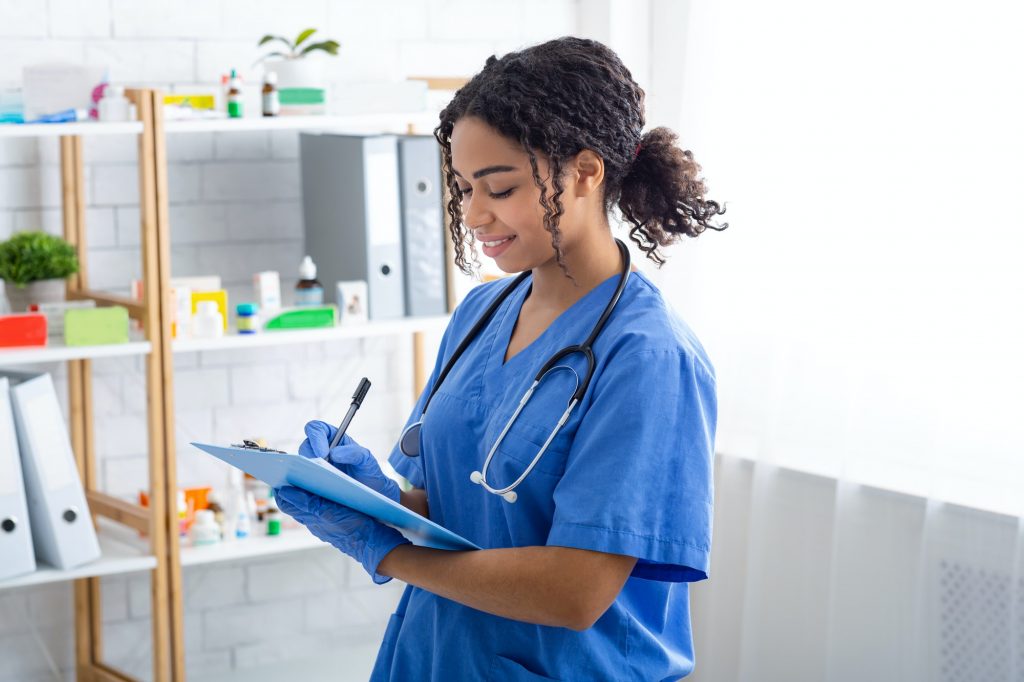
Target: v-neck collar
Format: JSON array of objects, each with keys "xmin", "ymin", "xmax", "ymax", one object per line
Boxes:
[{"xmin": 494, "ymin": 271, "xmax": 623, "ymax": 370}]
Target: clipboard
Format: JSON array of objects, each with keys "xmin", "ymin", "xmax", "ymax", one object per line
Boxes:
[{"xmin": 191, "ymin": 442, "xmax": 478, "ymax": 551}]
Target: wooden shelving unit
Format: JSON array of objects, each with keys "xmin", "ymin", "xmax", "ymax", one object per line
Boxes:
[
  {"xmin": 0, "ymin": 90, "xmax": 177, "ymax": 682},
  {"xmin": 0, "ymin": 86, "xmax": 463, "ymax": 680}
]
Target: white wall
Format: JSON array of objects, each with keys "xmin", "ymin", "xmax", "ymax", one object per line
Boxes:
[{"xmin": 0, "ymin": 1, "xmax": 580, "ymax": 680}]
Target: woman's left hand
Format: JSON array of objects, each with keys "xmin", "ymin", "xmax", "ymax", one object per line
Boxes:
[{"xmin": 275, "ymin": 485, "xmax": 410, "ymax": 584}]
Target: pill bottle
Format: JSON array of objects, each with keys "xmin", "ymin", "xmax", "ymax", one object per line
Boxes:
[
  {"xmin": 98, "ymin": 85, "xmax": 131, "ymax": 122},
  {"xmin": 266, "ymin": 495, "xmax": 281, "ymax": 536},
  {"xmin": 295, "ymin": 255, "xmax": 324, "ymax": 306},
  {"xmin": 227, "ymin": 69, "xmax": 243, "ymax": 118},
  {"xmin": 262, "ymin": 72, "xmax": 280, "ymax": 117},
  {"xmin": 236, "ymin": 302, "xmax": 259, "ymax": 334},
  {"xmin": 190, "ymin": 510, "xmax": 221, "ymax": 546},
  {"xmin": 193, "ymin": 300, "xmax": 224, "ymax": 339}
]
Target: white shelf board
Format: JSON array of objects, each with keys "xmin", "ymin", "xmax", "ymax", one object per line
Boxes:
[
  {"xmin": 0, "ymin": 339, "xmax": 151, "ymax": 366},
  {"xmin": 172, "ymin": 316, "xmax": 449, "ymax": 353},
  {"xmin": 0, "ymin": 121, "xmax": 144, "ymax": 138},
  {"xmin": 163, "ymin": 111, "xmax": 436, "ymax": 135},
  {"xmin": 0, "ymin": 530, "xmax": 156, "ymax": 591},
  {"xmin": 180, "ymin": 528, "xmax": 329, "ymax": 567}
]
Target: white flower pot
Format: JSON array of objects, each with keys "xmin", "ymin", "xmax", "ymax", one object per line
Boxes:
[
  {"xmin": 265, "ymin": 58, "xmax": 328, "ymax": 115},
  {"xmin": 5, "ymin": 278, "xmax": 66, "ymax": 313},
  {"xmin": 266, "ymin": 58, "xmax": 326, "ymax": 89}
]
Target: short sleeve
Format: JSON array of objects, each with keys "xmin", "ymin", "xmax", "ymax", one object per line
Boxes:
[{"xmin": 546, "ymin": 349, "xmax": 717, "ymax": 582}]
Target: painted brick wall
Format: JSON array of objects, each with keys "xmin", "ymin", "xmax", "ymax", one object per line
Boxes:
[{"xmin": 0, "ymin": 1, "xmax": 580, "ymax": 679}]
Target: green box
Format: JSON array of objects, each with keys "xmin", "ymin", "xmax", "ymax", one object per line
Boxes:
[
  {"xmin": 264, "ymin": 305, "xmax": 338, "ymax": 330},
  {"xmin": 64, "ymin": 306, "xmax": 130, "ymax": 346}
]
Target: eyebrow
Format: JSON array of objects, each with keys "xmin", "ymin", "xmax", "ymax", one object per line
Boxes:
[{"xmin": 452, "ymin": 165, "xmax": 517, "ymax": 180}]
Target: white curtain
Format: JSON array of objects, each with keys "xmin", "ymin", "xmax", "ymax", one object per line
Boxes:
[{"xmin": 644, "ymin": 1, "xmax": 1024, "ymax": 678}]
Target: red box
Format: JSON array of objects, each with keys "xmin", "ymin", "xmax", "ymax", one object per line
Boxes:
[{"xmin": 0, "ymin": 314, "xmax": 48, "ymax": 348}]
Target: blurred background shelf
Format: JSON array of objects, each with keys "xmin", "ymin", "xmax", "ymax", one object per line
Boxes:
[
  {"xmin": 0, "ymin": 120, "xmax": 144, "ymax": 138},
  {"xmin": 180, "ymin": 528, "xmax": 328, "ymax": 567},
  {"xmin": 0, "ymin": 339, "xmax": 151, "ymax": 365},
  {"xmin": 163, "ymin": 112, "xmax": 438, "ymax": 135},
  {"xmin": 0, "ymin": 528, "xmax": 156, "ymax": 591},
  {"xmin": 171, "ymin": 316, "xmax": 449, "ymax": 353}
]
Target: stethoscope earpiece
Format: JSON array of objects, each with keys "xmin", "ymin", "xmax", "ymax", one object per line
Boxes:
[{"xmin": 469, "ymin": 470, "xmax": 483, "ymax": 484}]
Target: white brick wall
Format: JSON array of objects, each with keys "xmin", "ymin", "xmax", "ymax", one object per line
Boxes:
[{"xmin": 0, "ymin": 0, "xmax": 580, "ymax": 679}]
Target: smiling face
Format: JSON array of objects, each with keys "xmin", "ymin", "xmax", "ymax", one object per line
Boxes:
[{"xmin": 450, "ymin": 116, "xmax": 602, "ymax": 275}]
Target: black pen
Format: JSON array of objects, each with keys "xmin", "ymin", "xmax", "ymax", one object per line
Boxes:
[{"xmin": 329, "ymin": 377, "xmax": 372, "ymax": 448}]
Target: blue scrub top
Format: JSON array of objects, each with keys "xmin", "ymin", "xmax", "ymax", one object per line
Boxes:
[{"xmin": 375, "ymin": 270, "xmax": 717, "ymax": 681}]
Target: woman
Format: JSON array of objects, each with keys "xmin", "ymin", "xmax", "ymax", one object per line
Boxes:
[{"xmin": 276, "ymin": 36, "xmax": 726, "ymax": 681}]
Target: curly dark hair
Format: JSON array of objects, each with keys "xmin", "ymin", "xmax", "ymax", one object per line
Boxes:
[{"xmin": 434, "ymin": 36, "xmax": 727, "ymax": 277}]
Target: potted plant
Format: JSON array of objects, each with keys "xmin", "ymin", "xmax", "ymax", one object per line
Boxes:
[
  {"xmin": 0, "ymin": 231, "xmax": 79, "ymax": 312},
  {"xmin": 257, "ymin": 28, "xmax": 340, "ymax": 115}
]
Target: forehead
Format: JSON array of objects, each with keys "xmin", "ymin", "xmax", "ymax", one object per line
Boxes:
[{"xmin": 450, "ymin": 116, "xmax": 525, "ymax": 172}]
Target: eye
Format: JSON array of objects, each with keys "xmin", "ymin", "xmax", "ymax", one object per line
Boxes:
[{"xmin": 489, "ymin": 188, "xmax": 515, "ymax": 199}]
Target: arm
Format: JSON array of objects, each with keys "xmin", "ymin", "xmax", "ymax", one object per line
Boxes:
[
  {"xmin": 399, "ymin": 487, "xmax": 429, "ymax": 518},
  {"xmin": 377, "ymin": 544, "xmax": 637, "ymax": 631}
]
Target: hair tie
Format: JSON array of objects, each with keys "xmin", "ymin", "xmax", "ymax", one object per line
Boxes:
[{"xmin": 634, "ymin": 142, "xmax": 642, "ymax": 159}]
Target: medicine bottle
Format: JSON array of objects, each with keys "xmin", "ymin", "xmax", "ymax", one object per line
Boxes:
[
  {"xmin": 190, "ymin": 510, "xmax": 221, "ymax": 546},
  {"xmin": 295, "ymin": 255, "xmax": 324, "ymax": 306},
  {"xmin": 227, "ymin": 69, "xmax": 243, "ymax": 118},
  {"xmin": 193, "ymin": 300, "xmax": 224, "ymax": 339},
  {"xmin": 236, "ymin": 302, "xmax": 259, "ymax": 334},
  {"xmin": 98, "ymin": 85, "xmax": 131, "ymax": 122},
  {"xmin": 262, "ymin": 72, "xmax": 280, "ymax": 117}
]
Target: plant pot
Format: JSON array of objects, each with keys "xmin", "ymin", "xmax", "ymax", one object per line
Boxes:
[
  {"xmin": 265, "ymin": 58, "xmax": 328, "ymax": 115},
  {"xmin": 5, "ymin": 278, "xmax": 66, "ymax": 313}
]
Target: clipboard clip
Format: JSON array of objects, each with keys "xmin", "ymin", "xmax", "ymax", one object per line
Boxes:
[{"xmin": 232, "ymin": 439, "xmax": 286, "ymax": 454}]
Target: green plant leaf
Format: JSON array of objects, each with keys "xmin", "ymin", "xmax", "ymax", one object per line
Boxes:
[
  {"xmin": 258, "ymin": 34, "xmax": 292, "ymax": 49},
  {"xmin": 293, "ymin": 28, "xmax": 317, "ymax": 49},
  {"xmin": 0, "ymin": 231, "xmax": 79, "ymax": 288},
  {"xmin": 299, "ymin": 40, "xmax": 340, "ymax": 57}
]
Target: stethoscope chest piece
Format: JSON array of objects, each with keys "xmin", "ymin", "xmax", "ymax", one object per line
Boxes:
[{"xmin": 399, "ymin": 422, "xmax": 422, "ymax": 457}]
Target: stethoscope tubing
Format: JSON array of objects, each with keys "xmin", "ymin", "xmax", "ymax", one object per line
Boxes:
[{"xmin": 400, "ymin": 238, "xmax": 632, "ymax": 502}]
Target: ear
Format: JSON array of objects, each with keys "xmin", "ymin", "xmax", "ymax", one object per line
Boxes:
[{"xmin": 571, "ymin": 149, "xmax": 605, "ymax": 198}]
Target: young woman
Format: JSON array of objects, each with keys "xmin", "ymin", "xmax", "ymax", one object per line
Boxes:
[{"xmin": 276, "ymin": 36, "xmax": 726, "ymax": 681}]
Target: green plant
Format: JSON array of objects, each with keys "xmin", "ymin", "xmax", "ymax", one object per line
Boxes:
[
  {"xmin": 257, "ymin": 28, "xmax": 340, "ymax": 61},
  {"xmin": 0, "ymin": 231, "xmax": 79, "ymax": 288}
]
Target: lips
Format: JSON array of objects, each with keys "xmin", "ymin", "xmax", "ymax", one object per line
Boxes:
[
  {"xmin": 479, "ymin": 235, "xmax": 517, "ymax": 258},
  {"xmin": 477, "ymin": 235, "xmax": 515, "ymax": 247}
]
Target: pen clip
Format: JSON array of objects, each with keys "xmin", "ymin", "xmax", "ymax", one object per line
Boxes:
[{"xmin": 351, "ymin": 377, "xmax": 371, "ymax": 406}]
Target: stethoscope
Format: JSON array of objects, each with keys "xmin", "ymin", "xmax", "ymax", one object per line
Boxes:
[{"xmin": 399, "ymin": 238, "xmax": 631, "ymax": 503}]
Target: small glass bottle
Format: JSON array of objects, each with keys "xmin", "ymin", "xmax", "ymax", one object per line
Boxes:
[
  {"xmin": 262, "ymin": 72, "xmax": 280, "ymax": 117},
  {"xmin": 295, "ymin": 255, "xmax": 324, "ymax": 306},
  {"xmin": 227, "ymin": 68, "xmax": 243, "ymax": 118},
  {"xmin": 236, "ymin": 302, "xmax": 260, "ymax": 334}
]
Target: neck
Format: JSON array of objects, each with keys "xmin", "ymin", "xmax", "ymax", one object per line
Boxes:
[{"xmin": 528, "ymin": 231, "xmax": 623, "ymax": 311}]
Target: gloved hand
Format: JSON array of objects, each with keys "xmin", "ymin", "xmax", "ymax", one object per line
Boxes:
[
  {"xmin": 299, "ymin": 420, "xmax": 401, "ymax": 504},
  {"xmin": 275, "ymin": 485, "xmax": 410, "ymax": 584}
]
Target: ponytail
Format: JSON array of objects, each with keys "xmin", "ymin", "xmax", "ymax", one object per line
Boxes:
[{"xmin": 618, "ymin": 127, "xmax": 728, "ymax": 266}]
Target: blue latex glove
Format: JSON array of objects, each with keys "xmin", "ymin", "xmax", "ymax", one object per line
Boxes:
[
  {"xmin": 275, "ymin": 485, "xmax": 410, "ymax": 584},
  {"xmin": 298, "ymin": 420, "xmax": 401, "ymax": 504}
]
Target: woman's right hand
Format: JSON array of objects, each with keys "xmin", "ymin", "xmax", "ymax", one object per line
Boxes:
[{"xmin": 298, "ymin": 420, "xmax": 401, "ymax": 504}]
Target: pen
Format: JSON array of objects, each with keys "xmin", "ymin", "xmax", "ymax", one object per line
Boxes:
[{"xmin": 329, "ymin": 377, "xmax": 372, "ymax": 449}]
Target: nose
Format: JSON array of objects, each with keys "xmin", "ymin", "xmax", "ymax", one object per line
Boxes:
[{"xmin": 462, "ymin": 193, "xmax": 493, "ymax": 232}]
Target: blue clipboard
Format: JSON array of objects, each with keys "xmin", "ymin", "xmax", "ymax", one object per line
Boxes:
[{"xmin": 191, "ymin": 442, "xmax": 478, "ymax": 551}]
